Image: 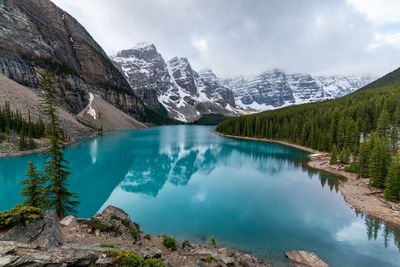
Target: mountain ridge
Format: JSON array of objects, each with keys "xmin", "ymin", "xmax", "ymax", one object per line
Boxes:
[
  {"xmin": 220, "ymin": 70, "xmax": 374, "ymax": 111},
  {"xmin": 112, "ymin": 45, "xmax": 237, "ymax": 122}
]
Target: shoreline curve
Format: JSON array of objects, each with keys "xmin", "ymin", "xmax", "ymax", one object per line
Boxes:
[{"xmin": 214, "ymin": 131, "xmax": 400, "ymax": 227}]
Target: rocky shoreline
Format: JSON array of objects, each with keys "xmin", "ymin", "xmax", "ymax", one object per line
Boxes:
[
  {"xmin": 214, "ymin": 132, "xmax": 400, "ymax": 227},
  {"xmin": 0, "ymin": 206, "xmax": 275, "ymax": 266},
  {"xmin": 308, "ymin": 158, "xmax": 400, "ymax": 226},
  {"xmin": 0, "ymin": 205, "xmax": 331, "ymax": 266}
]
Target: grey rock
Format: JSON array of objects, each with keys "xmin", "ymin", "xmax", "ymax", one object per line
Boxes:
[
  {"xmin": 95, "ymin": 257, "xmax": 114, "ymax": 265},
  {"xmin": 214, "ymin": 254, "xmax": 235, "ymax": 265},
  {"xmin": 0, "ymin": 210, "xmax": 65, "ymax": 248},
  {"xmin": 60, "ymin": 215, "xmax": 78, "ymax": 228},
  {"xmin": 285, "ymin": 250, "xmax": 329, "ymax": 267},
  {"xmin": 0, "ymin": 255, "xmax": 22, "ymax": 266},
  {"xmin": 140, "ymin": 246, "xmax": 162, "ymax": 259},
  {"xmin": 93, "ymin": 206, "xmax": 138, "ymax": 241},
  {"xmin": 180, "ymin": 240, "xmax": 192, "ymax": 250},
  {"xmin": 218, "ymin": 247, "xmax": 230, "ymax": 256},
  {"xmin": 100, "ymin": 205, "xmax": 132, "ymax": 226}
]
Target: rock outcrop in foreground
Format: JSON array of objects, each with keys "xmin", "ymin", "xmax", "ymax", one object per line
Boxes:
[
  {"xmin": 285, "ymin": 250, "xmax": 329, "ymax": 267},
  {"xmin": 0, "ymin": 206, "xmax": 271, "ymax": 266}
]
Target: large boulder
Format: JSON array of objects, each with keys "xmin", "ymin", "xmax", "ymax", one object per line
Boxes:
[
  {"xmin": 91, "ymin": 205, "xmax": 139, "ymax": 241},
  {"xmin": 99, "ymin": 206, "xmax": 133, "ymax": 226},
  {"xmin": 60, "ymin": 215, "xmax": 78, "ymax": 228},
  {"xmin": 0, "ymin": 210, "xmax": 65, "ymax": 248},
  {"xmin": 285, "ymin": 250, "xmax": 329, "ymax": 267}
]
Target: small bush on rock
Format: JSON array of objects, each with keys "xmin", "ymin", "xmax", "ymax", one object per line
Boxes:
[
  {"xmin": 209, "ymin": 235, "xmax": 217, "ymax": 246},
  {"xmin": 129, "ymin": 226, "xmax": 139, "ymax": 241},
  {"xmin": 134, "ymin": 222, "xmax": 141, "ymax": 231},
  {"xmin": 122, "ymin": 221, "xmax": 140, "ymax": 241},
  {"xmin": 0, "ymin": 205, "xmax": 44, "ymax": 230},
  {"xmin": 106, "ymin": 250, "xmax": 144, "ymax": 266},
  {"xmin": 145, "ymin": 258, "xmax": 167, "ymax": 267},
  {"xmin": 144, "ymin": 234, "xmax": 152, "ymax": 240},
  {"xmin": 92, "ymin": 218, "xmax": 109, "ymax": 231},
  {"xmin": 106, "ymin": 250, "xmax": 166, "ymax": 267},
  {"xmin": 162, "ymin": 236, "xmax": 177, "ymax": 251},
  {"xmin": 205, "ymin": 256, "xmax": 216, "ymax": 263}
]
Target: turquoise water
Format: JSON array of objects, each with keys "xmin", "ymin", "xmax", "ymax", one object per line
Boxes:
[{"xmin": 0, "ymin": 126, "xmax": 399, "ymax": 266}]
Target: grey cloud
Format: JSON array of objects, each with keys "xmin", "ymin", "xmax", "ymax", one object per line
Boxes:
[{"xmin": 52, "ymin": 0, "xmax": 400, "ymax": 77}]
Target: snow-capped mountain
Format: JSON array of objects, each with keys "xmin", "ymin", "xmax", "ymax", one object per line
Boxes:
[
  {"xmin": 112, "ymin": 44, "xmax": 374, "ymax": 119},
  {"xmin": 111, "ymin": 43, "xmax": 236, "ymax": 122},
  {"xmin": 221, "ymin": 70, "xmax": 374, "ymax": 111}
]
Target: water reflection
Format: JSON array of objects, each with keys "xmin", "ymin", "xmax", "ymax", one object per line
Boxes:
[
  {"xmin": 90, "ymin": 139, "xmax": 98, "ymax": 164},
  {"xmin": 115, "ymin": 131, "xmax": 342, "ymax": 199}
]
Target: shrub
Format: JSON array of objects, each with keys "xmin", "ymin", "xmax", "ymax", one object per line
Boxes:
[
  {"xmin": 0, "ymin": 205, "xmax": 44, "ymax": 230},
  {"xmin": 101, "ymin": 243, "xmax": 115, "ymax": 248},
  {"xmin": 145, "ymin": 258, "xmax": 167, "ymax": 267},
  {"xmin": 129, "ymin": 226, "xmax": 139, "ymax": 241},
  {"xmin": 209, "ymin": 235, "xmax": 217, "ymax": 246},
  {"xmin": 162, "ymin": 236, "xmax": 177, "ymax": 251},
  {"xmin": 344, "ymin": 163, "xmax": 359, "ymax": 173},
  {"xmin": 144, "ymin": 234, "xmax": 152, "ymax": 240},
  {"xmin": 133, "ymin": 222, "xmax": 141, "ymax": 231},
  {"xmin": 91, "ymin": 218, "xmax": 109, "ymax": 231},
  {"xmin": 122, "ymin": 221, "xmax": 140, "ymax": 241},
  {"xmin": 106, "ymin": 250, "xmax": 144, "ymax": 266},
  {"xmin": 106, "ymin": 250, "xmax": 166, "ymax": 267},
  {"xmin": 205, "ymin": 256, "xmax": 216, "ymax": 263}
]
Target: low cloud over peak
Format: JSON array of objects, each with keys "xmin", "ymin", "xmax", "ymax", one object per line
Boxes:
[{"xmin": 52, "ymin": 0, "xmax": 400, "ymax": 78}]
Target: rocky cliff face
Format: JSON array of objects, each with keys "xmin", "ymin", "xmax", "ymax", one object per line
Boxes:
[
  {"xmin": 0, "ymin": 0, "xmax": 145, "ymax": 120},
  {"xmin": 221, "ymin": 70, "xmax": 374, "ymax": 111},
  {"xmin": 112, "ymin": 43, "xmax": 237, "ymax": 122}
]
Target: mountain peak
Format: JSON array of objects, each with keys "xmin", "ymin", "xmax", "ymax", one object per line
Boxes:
[
  {"xmin": 199, "ymin": 69, "xmax": 218, "ymax": 83},
  {"xmin": 134, "ymin": 42, "xmax": 155, "ymax": 50},
  {"xmin": 115, "ymin": 43, "xmax": 161, "ymax": 61},
  {"xmin": 169, "ymin": 56, "xmax": 190, "ymax": 65}
]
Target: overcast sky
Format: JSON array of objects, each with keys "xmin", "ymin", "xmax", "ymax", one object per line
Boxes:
[{"xmin": 51, "ymin": 0, "xmax": 400, "ymax": 78}]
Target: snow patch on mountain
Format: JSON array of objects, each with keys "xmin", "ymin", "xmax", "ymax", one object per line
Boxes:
[{"xmin": 87, "ymin": 92, "xmax": 96, "ymax": 120}]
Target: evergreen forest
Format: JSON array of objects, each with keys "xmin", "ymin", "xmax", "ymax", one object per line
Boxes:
[{"xmin": 0, "ymin": 102, "xmax": 46, "ymax": 150}]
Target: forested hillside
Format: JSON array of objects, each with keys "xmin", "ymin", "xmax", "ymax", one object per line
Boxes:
[
  {"xmin": 216, "ymin": 67, "xmax": 400, "ymax": 201},
  {"xmin": 0, "ymin": 102, "xmax": 45, "ymax": 150}
]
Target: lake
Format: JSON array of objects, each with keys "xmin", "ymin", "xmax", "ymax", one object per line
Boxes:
[{"xmin": 0, "ymin": 126, "xmax": 399, "ymax": 266}]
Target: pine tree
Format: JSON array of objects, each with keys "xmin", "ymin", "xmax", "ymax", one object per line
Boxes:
[
  {"xmin": 330, "ymin": 144, "xmax": 338, "ymax": 165},
  {"xmin": 20, "ymin": 161, "xmax": 46, "ymax": 208},
  {"xmin": 339, "ymin": 147, "xmax": 350, "ymax": 164},
  {"xmin": 369, "ymin": 137, "xmax": 390, "ymax": 188},
  {"xmin": 358, "ymin": 142, "xmax": 370, "ymax": 178},
  {"xmin": 19, "ymin": 128, "xmax": 26, "ymax": 151},
  {"xmin": 40, "ymin": 72, "xmax": 79, "ymax": 219},
  {"xmin": 377, "ymin": 107, "xmax": 389, "ymax": 137},
  {"xmin": 384, "ymin": 157, "xmax": 400, "ymax": 202}
]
